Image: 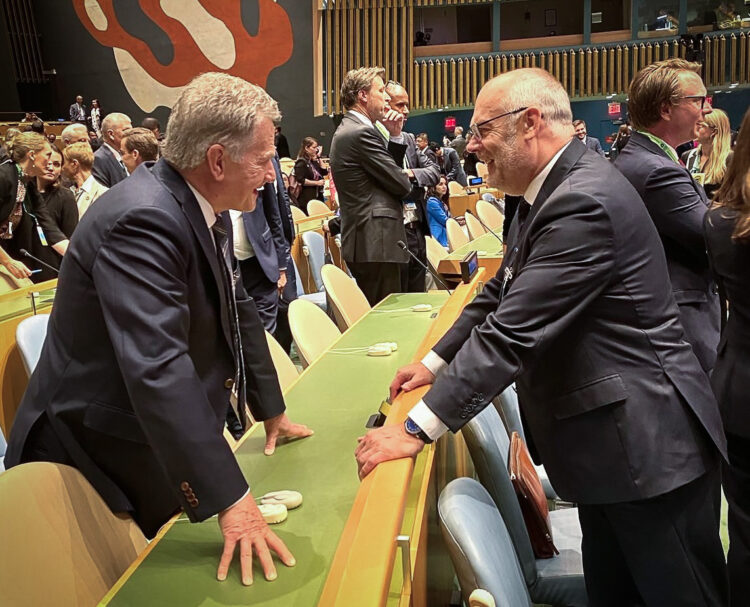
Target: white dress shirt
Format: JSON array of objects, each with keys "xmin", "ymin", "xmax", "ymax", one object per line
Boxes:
[
  {"xmin": 408, "ymin": 142, "xmax": 571, "ymax": 440},
  {"xmin": 228, "ymin": 209, "xmax": 256, "ymax": 260}
]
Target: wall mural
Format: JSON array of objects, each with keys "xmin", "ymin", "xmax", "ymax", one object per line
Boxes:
[{"xmin": 72, "ymin": 0, "xmax": 294, "ymax": 112}]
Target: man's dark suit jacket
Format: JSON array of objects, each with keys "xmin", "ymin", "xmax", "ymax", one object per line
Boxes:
[
  {"xmin": 402, "ymin": 131, "xmax": 441, "ymax": 234},
  {"xmin": 441, "ymin": 146, "xmax": 468, "ymax": 186},
  {"xmin": 422, "ymin": 140, "xmax": 725, "ymax": 505},
  {"xmin": 704, "ymin": 207, "xmax": 750, "ymax": 439},
  {"xmin": 242, "ymin": 174, "xmax": 289, "ymax": 284},
  {"xmin": 69, "ymin": 102, "xmax": 86, "ymax": 123},
  {"xmin": 614, "ymin": 131, "xmax": 720, "ymax": 373},
  {"xmin": 92, "ymin": 144, "xmax": 128, "ymax": 188},
  {"xmin": 583, "ymin": 135, "xmax": 605, "ymax": 156},
  {"xmin": 5, "ymin": 159, "xmax": 286, "ymax": 538},
  {"xmin": 329, "ymin": 112, "xmax": 413, "ymax": 264}
]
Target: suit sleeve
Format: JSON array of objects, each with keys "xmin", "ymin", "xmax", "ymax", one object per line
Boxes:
[
  {"xmin": 426, "ymin": 188, "xmax": 616, "ymax": 431},
  {"xmin": 643, "ymin": 164, "xmax": 709, "ymax": 266},
  {"xmin": 262, "ymin": 184, "xmax": 290, "ymax": 271},
  {"xmin": 355, "ymin": 129, "xmax": 412, "ymax": 197},
  {"xmin": 58, "ymin": 189, "xmax": 79, "ymax": 238},
  {"xmin": 93, "ymin": 207, "xmax": 249, "ymax": 522},
  {"xmin": 92, "ymin": 155, "xmax": 111, "ymax": 188},
  {"xmin": 445, "ymin": 151, "xmax": 460, "ymax": 182},
  {"xmin": 33, "ymin": 190, "xmax": 67, "ymax": 246}
]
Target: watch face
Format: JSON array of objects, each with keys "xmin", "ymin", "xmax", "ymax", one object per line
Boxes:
[{"xmin": 405, "ymin": 418, "xmax": 420, "ymax": 435}]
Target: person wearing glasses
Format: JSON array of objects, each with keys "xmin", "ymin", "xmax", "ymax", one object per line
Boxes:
[
  {"xmin": 356, "ymin": 67, "xmax": 728, "ymax": 607},
  {"xmin": 614, "ymin": 58, "xmax": 721, "ymax": 377},
  {"xmin": 682, "ymin": 109, "xmax": 733, "ymax": 200}
]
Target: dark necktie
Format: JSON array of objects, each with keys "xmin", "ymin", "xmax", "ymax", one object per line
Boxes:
[
  {"xmin": 517, "ymin": 198, "xmax": 531, "ymax": 230},
  {"xmin": 211, "ymin": 219, "xmax": 248, "ymax": 431}
]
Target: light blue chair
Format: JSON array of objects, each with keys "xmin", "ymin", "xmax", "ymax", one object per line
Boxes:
[
  {"xmin": 0, "ymin": 426, "xmax": 6, "ymax": 473},
  {"xmin": 301, "ymin": 231, "xmax": 326, "ymax": 293},
  {"xmin": 16, "ymin": 313, "xmax": 50, "ymax": 376},
  {"xmin": 463, "ymin": 405, "xmax": 588, "ymax": 606},
  {"xmin": 439, "ymin": 477, "xmax": 533, "ymax": 607},
  {"xmin": 292, "ymin": 258, "xmax": 326, "ymax": 311}
]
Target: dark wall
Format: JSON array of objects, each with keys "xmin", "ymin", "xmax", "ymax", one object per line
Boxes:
[
  {"xmin": 0, "ymin": 6, "xmax": 21, "ymax": 117},
  {"xmin": 6, "ymin": 1, "xmax": 334, "ymax": 155}
]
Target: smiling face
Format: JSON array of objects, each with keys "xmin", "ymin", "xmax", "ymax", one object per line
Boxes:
[
  {"xmin": 220, "ymin": 117, "xmax": 277, "ymax": 213},
  {"xmin": 669, "ymin": 71, "xmax": 710, "ymax": 146},
  {"xmin": 574, "ymin": 123, "xmax": 587, "ymax": 139}
]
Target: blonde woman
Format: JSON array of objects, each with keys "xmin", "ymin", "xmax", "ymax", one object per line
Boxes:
[{"xmin": 682, "ymin": 108, "xmax": 732, "ymax": 199}]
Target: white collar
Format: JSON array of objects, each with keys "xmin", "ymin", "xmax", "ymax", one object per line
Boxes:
[
  {"xmin": 103, "ymin": 142, "xmax": 122, "ymax": 162},
  {"xmin": 80, "ymin": 173, "xmax": 97, "ymax": 193},
  {"xmin": 524, "ymin": 141, "xmax": 571, "ymax": 205},
  {"xmin": 349, "ymin": 109, "xmax": 373, "ymax": 128},
  {"xmin": 186, "ymin": 182, "xmax": 218, "ymax": 230}
]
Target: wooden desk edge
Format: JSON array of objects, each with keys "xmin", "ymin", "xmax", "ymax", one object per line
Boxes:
[{"xmin": 318, "ymin": 270, "xmax": 485, "ymax": 607}]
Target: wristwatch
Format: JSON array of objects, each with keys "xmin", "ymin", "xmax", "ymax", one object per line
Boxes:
[{"xmin": 404, "ymin": 417, "xmax": 434, "ymax": 444}]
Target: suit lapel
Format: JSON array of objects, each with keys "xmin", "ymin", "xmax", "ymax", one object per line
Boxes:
[{"xmin": 150, "ymin": 159, "xmax": 233, "ymax": 349}]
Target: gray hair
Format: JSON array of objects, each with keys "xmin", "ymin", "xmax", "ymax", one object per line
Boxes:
[
  {"xmin": 101, "ymin": 112, "xmax": 131, "ymax": 135},
  {"xmin": 61, "ymin": 123, "xmax": 88, "ymax": 144},
  {"xmin": 341, "ymin": 67, "xmax": 386, "ymax": 111},
  {"xmin": 497, "ymin": 69, "xmax": 573, "ymax": 134},
  {"xmin": 162, "ymin": 72, "xmax": 281, "ymax": 170}
]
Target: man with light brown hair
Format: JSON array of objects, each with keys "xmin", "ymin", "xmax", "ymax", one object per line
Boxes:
[
  {"xmin": 120, "ymin": 126, "xmax": 159, "ymax": 174},
  {"xmin": 614, "ymin": 58, "xmax": 720, "ymax": 376},
  {"xmin": 62, "ymin": 142, "xmax": 108, "ymax": 216}
]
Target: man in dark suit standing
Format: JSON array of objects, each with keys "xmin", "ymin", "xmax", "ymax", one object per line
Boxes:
[
  {"xmin": 449, "ymin": 126, "xmax": 467, "ymax": 158},
  {"xmin": 330, "ymin": 67, "xmax": 413, "ymax": 305},
  {"xmin": 614, "ymin": 59, "xmax": 720, "ymax": 375},
  {"xmin": 231, "ymin": 160, "xmax": 290, "ymax": 335},
  {"xmin": 431, "ymin": 143, "xmax": 468, "ymax": 186},
  {"xmin": 5, "ymin": 73, "xmax": 312, "ymax": 587},
  {"xmin": 92, "ymin": 112, "xmax": 132, "ymax": 187},
  {"xmin": 573, "ymin": 119, "xmax": 605, "ymax": 156},
  {"xmin": 68, "ymin": 95, "xmax": 86, "ymax": 124},
  {"xmin": 384, "ymin": 81, "xmax": 441, "ymax": 292},
  {"xmin": 356, "ymin": 69, "xmax": 728, "ymax": 606}
]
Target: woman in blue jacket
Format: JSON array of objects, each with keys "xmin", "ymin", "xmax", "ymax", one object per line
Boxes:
[{"xmin": 426, "ymin": 176, "xmax": 450, "ymax": 247}]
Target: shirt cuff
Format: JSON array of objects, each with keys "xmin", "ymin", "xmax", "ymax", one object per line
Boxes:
[
  {"xmin": 408, "ymin": 399, "xmax": 449, "ymax": 441},
  {"xmin": 421, "ymin": 350, "xmax": 448, "ymax": 377},
  {"xmin": 390, "ymin": 133, "xmax": 405, "ymax": 144}
]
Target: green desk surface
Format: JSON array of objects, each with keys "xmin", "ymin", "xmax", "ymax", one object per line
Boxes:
[
  {"xmin": 104, "ymin": 292, "xmax": 449, "ymax": 607},
  {"xmin": 446, "ymin": 230, "xmax": 503, "ymax": 261}
]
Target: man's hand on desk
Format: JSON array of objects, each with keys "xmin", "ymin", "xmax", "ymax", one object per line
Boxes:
[
  {"xmin": 263, "ymin": 413, "xmax": 314, "ymax": 456},
  {"xmin": 355, "ymin": 425, "xmax": 425, "ymax": 479},
  {"xmin": 217, "ymin": 491, "xmax": 295, "ymax": 586},
  {"xmin": 389, "ymin": 362, "xmax": 435, "ymax": 402}
]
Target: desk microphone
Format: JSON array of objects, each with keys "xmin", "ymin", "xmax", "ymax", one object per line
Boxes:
[
  {"xmin": 19, "ymin": 248, "xmax": 60, "ymax": 274},
  {"xmin": 397, "ymin": 240, "xmax": 452, "ymax": 294},
  {"xmin": 466, "ymin": 211, "xmax": 504, "ymax": 248}
]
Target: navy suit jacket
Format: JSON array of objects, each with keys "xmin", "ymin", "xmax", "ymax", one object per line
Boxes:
[
  {"xmin": 5, "ymin": 159, "xmax": 286, "ymax": 537},
  {"xmin": 424, "ymin": 140, "xmax": 725, "ymax": 505},
  {"xmin": 614, "ymin": 131, "xmax": 720, "ymax": 373},
  {"xmin": 441, "ymin": 147, "xmax": 468, "ymax": 186},
  {"xmin": 241, "ymin": 171, "xmax": 289, "ymax": 285},
  {"xmin": 583, "ymin": 136, "xmax": 605, "ymax": 156},
  {"xmin": 92, "ymin": 144, "xmax": 128, "ymax": 188}
]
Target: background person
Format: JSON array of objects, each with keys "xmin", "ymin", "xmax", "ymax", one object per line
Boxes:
[
  {"xmin": 683, "ymin": 108, "xmax": 733, "ymax": 199},
  {"xmin": 293, "ymin": 137, "xmax": 328, "ymax": 210},
  {"xmin": 425, "ymin": 176, "xmax": 451, "ymax": 248}
]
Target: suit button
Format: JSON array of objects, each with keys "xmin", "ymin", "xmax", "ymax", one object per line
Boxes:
[
  {"xmin": 189, "ymin": 498, "xmax": 199, "ymax": 508},
  {"xmin": 180, "ymin": 481, "xmax": 190, "ymax": 491},
  {"xmin": 224, "ymin": 378, "xmax": 234, "ymax": 389}
]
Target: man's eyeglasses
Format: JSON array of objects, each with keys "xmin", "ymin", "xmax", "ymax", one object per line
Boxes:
[
  {"xmin": 469, "ymin": 107, "xmax": 528, "ymax": 143},
  {"xmin": 678, "ymin": 95, "xmax": 708, "ymax": 109}
]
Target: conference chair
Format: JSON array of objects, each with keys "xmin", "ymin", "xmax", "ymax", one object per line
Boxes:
[
  {"xmin": 292, "ymin": 257, "xmax": 326, "ymax": 310},
  {"xmin": 301, "ymin": 231, "xmax": 327, "ymax": 293},
  {"xmin": 0, "ymin": 425, "xmax": 6, "ymax": 473},
  {"xmin": 307, "ymin": 199, "xmax": 330, "ymax": 216},
  {"xmin": 290, "ymin": 205, "xmax": 307, "ymax": 223},
  {"xmin": 448, "ymin": 180, "xmax": 465, "ymax": 196},
  {"xmin": 288, "ymin": 298, "xmax": 341, "ymax": 367},
  {"xmin": 425, "ymin": 235, "xmax": 448, "ymax": 270},
  {"xmin": 265, "ymin": 330, "xmax": 299, "ymax": 392},
  {"xmin": 462, "ymin": 406, "xmax": 587, "ymax": 607},
  {"xmin": 439, "ymin": 477, "xmax": 533, "ymax": 607},
  {"xmin": 0, "ymin": 462, "xmax": 147, "ymax": 607},
  {"xmin": 446, "ymin": 217, "xmax": 470, "ymax": 252},
  {"xmin": 16, "ymin": 313, "xmax": 50, "ymax": 376},
  {"xmin": 476, "ymin": 199, "xmax": 504, "ymax": 232},
  {"xmin": 465, "ymin": 211, "xmax": 487, "ymax": 240},
  {"xmin": 475, "ymin": 162, "xmax": 489, "ymax": 181},
  {"xmin": 321, "ymin": 264, "xmax": 370, "ymax": 331}
]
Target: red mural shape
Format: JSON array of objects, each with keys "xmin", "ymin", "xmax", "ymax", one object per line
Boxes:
[{"xmin": 72, "ymin": 0, "xmax": 293, "ymax": 88}]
